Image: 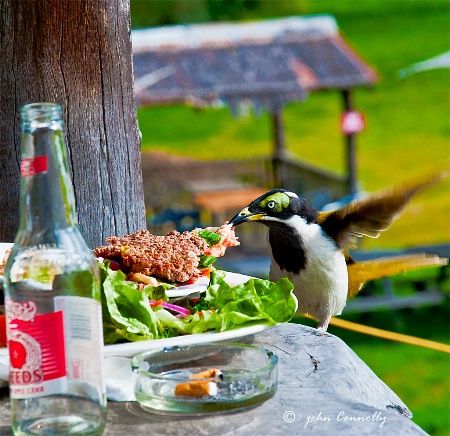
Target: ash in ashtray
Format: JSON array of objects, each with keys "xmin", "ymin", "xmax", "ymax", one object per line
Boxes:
[{"xmin": 215, "ymin": 378, "xmax": 257, "ymax": 399}]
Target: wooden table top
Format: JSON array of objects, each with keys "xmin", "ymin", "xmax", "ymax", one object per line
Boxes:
[{"xmin": 0, "ymin": 323, "xmax": 426, "ymax": 435}]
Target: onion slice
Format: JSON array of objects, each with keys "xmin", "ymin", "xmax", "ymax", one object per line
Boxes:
[{"xmin": 149, "ymin": 300, "xmax": 191, "ymax": 318}]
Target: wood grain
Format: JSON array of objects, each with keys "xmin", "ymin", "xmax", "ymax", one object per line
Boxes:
[{"xmin": 0, "ymin": 0, "xmax": 146, "ymax": 247}]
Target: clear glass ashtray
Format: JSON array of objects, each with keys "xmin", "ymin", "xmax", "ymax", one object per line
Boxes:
[{"xmin": 131, "ymin": 343, "xmax": 278, "ymax": 414}]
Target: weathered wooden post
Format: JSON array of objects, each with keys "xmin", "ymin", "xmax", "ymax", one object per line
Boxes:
[
  {"xmin": 271, "ymin": 109, "xmax": 287, "ymax": 188},
  {"xmin": 341, "ymin": 89, "xmax": 362, "ymax": 195},
  {"xmin": 0, "ymin": 0, "xmax": 146, "ymax": 247}
]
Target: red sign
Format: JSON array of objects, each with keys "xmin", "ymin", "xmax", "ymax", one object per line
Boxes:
[{"xmin": 341, "ymin": 111, "xmax": 365, "ymax": 135}]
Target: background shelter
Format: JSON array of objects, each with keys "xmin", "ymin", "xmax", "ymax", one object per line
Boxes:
[{"xmin": 132, "ymin": 15, "xmax": 378, "ymax": 199}]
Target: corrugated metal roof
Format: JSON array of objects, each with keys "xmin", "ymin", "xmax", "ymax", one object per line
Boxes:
[{"xmin": 132, "ymin": 15, "xmax": 378, "ymax": 113}]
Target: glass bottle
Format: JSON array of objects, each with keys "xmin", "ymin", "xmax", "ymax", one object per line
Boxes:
[{"xmin": 3, "ymin": 102, "xmax": 107, "ymax": 435}]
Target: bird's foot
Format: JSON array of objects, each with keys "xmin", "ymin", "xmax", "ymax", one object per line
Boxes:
[{"xmin": 315, "ymin": 326, "xmax": 327, "ymax": 336}]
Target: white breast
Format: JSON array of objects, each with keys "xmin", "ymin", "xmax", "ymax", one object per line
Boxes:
[{"xmin": 269, "ymin": 216, "xmax": 348, "ymax": 326}]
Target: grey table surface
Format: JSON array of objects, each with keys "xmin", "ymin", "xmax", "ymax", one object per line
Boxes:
[{"xmin": 0, "ymin": 323, "xmax": 427, "ymax": 436}]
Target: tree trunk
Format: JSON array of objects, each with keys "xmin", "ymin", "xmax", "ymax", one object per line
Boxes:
[{"xmin": 0, "ymin": 0, "xmax": 146, "ymax": 247}]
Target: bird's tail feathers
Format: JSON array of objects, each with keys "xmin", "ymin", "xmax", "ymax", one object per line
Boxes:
[{"xmin": 347, "ymin": 253, "xmax": 448, "ymax": 298}]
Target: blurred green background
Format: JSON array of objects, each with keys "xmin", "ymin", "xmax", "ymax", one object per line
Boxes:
[
  {"xmin": 133, "ymin": 0, "xmax": 449, "ymax": 250},
  {"xmin": 130, "ymin": 1, "xmax": 449, "ymax": 434}
]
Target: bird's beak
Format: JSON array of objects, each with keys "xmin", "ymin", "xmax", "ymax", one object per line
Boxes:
[{"xmin": 229, "ymin": 207, "xmax": 266, "ymax": 226}]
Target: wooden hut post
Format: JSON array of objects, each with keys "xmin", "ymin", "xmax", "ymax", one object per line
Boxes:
[
  {"xmin": 342, "ymin": 89, "xmax": 358, "ymax": 195},
  {"xmin": 0, "ymin": 0, "xmax": 147, "ymax": 247},
  {"xmin": 272, "ymin": 109, "xmax": 287, "ymax": 188}
]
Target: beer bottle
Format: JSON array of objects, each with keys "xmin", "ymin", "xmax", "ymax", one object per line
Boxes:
[{"xmin": 3, "ymin": 102, "xmax": 107, "ymax": 435}]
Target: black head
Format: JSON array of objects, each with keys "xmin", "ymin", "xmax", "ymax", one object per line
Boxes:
[{"xmin": 228, "ymin": 188, "xmax": 317, "ymax": 227}]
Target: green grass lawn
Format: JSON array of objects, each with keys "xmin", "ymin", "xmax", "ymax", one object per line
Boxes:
[{"xmin": 132, "ymin": 1, "xmax": 449, "ymax": 434}]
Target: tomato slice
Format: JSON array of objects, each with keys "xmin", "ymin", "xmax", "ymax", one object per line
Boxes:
[{"xmin": 199, "ymin": 268, "xmax": 211, "ymax": 278}]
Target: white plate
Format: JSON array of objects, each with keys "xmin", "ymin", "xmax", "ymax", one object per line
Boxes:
[
  {"xmin": 0, "ymin": 243, "xmax": 13, "ymax": 262},
  {"xmin": 166, "ymin": 275, "xmax": 210, "ymax": 298},
  {"xmin": 102, "ymin": 322, "xmax": 271, "ymax": 357}
]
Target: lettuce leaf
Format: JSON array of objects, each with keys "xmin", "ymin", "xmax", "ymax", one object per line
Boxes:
[
  {"xmin": 204, "ymin": 270, "xmax": 297, "ymax": 329},
  {"xmin": 99, "ymin": 261, "xmax": 167, "ymax": 344},
  {"xmin": 151, "ymin": 271, "xmax": 297, "ymax": 334},
  {"xmin": 144, "ymin": 283, "xmax": 173, "ymax": 301},
  {"xmin": 98, "ymin": 262, "xmax": 297, "ymax": 344},
  {"xmin": 154, "ymin": 308, "xmax": 222, "ymax": 335}
]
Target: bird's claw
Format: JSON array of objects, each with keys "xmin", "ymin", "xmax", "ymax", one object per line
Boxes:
[{"xmin": 315, "ymin": 326, "xmax": 327, "ymax": 336}]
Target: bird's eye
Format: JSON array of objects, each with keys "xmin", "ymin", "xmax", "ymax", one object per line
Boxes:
[{"xmin": 267, "ymin": 201, "xmax": 276, "ymax": 209}]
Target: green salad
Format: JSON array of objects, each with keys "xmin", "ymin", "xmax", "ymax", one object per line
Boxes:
[{"xmin": 99, "ymin": 261, "xmax": 297, "ymax": 345}]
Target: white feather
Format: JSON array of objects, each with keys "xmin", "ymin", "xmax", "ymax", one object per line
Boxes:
[{"xmin": 268, "ymin": 215, "xmax": 348, "ymax": 330}]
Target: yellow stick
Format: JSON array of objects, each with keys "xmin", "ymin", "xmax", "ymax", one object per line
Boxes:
[{"xmin": 327, "ymin": 317, "xmax": 450, "ymax": 354}]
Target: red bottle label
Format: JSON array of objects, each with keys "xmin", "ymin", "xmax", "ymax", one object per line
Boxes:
[
  {"xmin": 20, "ymin": 156, "xmax": 48, "ymax": 177},
  {"xmin": 6, "ymin": 299, "xmax": 67, "ymax": 399}
]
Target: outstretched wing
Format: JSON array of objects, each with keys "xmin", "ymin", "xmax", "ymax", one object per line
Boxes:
[
  {"xmin": 317, "ymin": 171, "xmax": 447, "ymax": 251},
  {"xmin": 347, "ymin": 253, "xmax": 448, "ymax": 297}
]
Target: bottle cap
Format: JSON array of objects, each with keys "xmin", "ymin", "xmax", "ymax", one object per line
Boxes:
[{"xmin": 20, "ymin": 103, "xmax": 62, "ymax": 130}]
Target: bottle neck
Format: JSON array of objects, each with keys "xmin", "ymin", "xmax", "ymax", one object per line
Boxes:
[{"xmin": 18, "ymin": 103, "xmax": 77, "ymax": 240}]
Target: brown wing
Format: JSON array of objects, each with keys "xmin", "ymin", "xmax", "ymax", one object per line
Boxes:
[{"xmin": 317, "ymin": 171, "xmax": 447, "ymax": 250}]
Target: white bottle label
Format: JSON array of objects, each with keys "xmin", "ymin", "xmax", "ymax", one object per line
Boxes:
[
  {"xmin": 54, "ymin": 296, "xmax": 105, "ymax": 393},
  {"xmin": 6, "ymin": 296, "xmax": 105, "ymax": 399}
]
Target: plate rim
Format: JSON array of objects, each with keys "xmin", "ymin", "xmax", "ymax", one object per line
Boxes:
[{"xmin": 102, "ymin": 322, "xmax": 271, "ymax": 357}]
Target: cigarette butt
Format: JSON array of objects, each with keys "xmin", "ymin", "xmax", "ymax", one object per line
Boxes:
[
  {"xmin": 189, "ymin": 368, "xmax": 223, "ymax": 380},
  {"xmin": 174, "ymin": 380, "xmax": 218, "ymax": 397}
]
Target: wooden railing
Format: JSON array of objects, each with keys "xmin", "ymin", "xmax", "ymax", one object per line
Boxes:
[{"xmin": 141, "ymin": 151, "xmax": 348, "ymax": 216}]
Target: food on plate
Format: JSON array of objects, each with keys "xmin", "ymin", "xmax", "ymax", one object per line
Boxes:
[
  {"xmin": 0, "ymin": 248, "xmax": 11, "ymax": 275},
  {"xmin": 100, "ymin": 262, "xmax": 297, "ymax": 344},
  {"xmin": 93, "ymin": 224, "xmax": 239, "ymax": 285},
  {"xmin": 0, "ymin": 225, "xmax": 297, "ymax": 348}
]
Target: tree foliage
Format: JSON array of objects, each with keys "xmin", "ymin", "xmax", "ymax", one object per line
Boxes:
[{"xmin": 130, "ymin": 0, "xmax": 306, "ymax": 28}]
